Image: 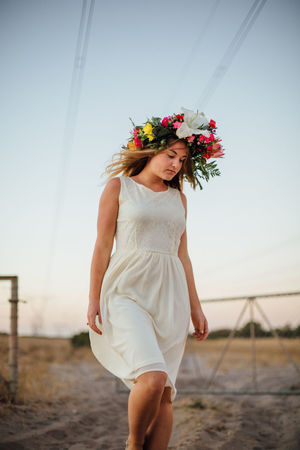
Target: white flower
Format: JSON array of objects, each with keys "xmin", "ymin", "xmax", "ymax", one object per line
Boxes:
[{"xmin": 176, "ymin": 106, "xmax": 210, "ymax": 139}]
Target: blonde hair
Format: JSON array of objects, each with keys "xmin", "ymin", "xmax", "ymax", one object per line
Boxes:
[{"xmin": 104, "ymin": 137, "xmax": 197, "ymax": 191}]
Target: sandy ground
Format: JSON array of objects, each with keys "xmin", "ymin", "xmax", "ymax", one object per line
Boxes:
[{"xmin": 0, "ymin": 345, "xmax": 300, "ymax": 450}]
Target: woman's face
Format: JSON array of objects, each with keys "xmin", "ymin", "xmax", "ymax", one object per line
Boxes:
[{"xmin": 148, "ymin": 141, "xmax": 188, "ymax": 181}]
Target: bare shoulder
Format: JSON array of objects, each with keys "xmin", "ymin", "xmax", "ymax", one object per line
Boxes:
[{"xmin": 102, "ymin": 176, "xmax": 121, "ymax": 199}]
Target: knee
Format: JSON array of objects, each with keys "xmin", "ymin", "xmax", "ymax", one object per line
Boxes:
[
  {"xmin": 161, "ymin": 387, "xmax": 172, "ymax": 404},
  {"xmin": 137, "ymin": 371, "xmax": 167, "ymax": 395}
]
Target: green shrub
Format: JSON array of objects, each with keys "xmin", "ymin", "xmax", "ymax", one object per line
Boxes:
[
  {"xmin": 70, "ymin": 331, "xmax": 89, "ymax": 348},
  {"xmin": 207, "ymin": 321, "xmax": 299, "ymax": 339},
  {"xmin": 207, "ymin": 328, "xmax": 231, "ymax": 339}
]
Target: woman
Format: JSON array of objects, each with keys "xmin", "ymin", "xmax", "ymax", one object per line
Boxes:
[{"xmin": 87, "ymin": 107, "xmax": 224, "ymax": 449}]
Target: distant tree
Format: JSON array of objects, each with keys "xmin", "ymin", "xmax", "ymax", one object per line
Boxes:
[
  {"xmin": 275, "ymin": 324, "xmax": 294, "ymax": 338},
  {"xmin": 70, "ymin": 331, "xmax": 89, "ymax": 348},
  {"xmin": 236, "ymin": 321, "xmax": 269, "ymax": 337},
  {"xmin": 207, "ymin": 328, "xmax": 231, "ymax": 339},
  {"xmin": 205, "ymin": 321, "xmax": 299, "ymax": 339},
  {"xmin": 293, "ymin": 325, "xmax": 300, "ymax": 337}
]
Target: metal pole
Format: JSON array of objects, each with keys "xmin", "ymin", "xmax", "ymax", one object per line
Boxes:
[
  {"xmin": 249, "ymin": 297, "xmax": 257, "ymax": 391},
  {"xmin": 254, "ymin": 299, "xmax": 300, "ymax": 376},
  {"xmin": 205, "ymin": 299, "xmax": 249, "ymax": 389},
  {"xmin": 8, "ymin": 276, "xmax": 18, "ymax": 402},
  {"xmin": 199, "ymin": 290, "xmax": 300, "ymax": 303}
]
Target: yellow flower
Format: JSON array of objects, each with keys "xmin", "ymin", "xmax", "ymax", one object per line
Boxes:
[{"xmin": 143, "ymin": 122, "xmax": 154, "ymax": 141}]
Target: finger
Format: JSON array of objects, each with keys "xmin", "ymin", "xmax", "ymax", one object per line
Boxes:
[
  {"xmin": 193, "ymin": 328, "xmax": 202, "ymax": 335},
  {"xmin": 196, "ymin": 322, "xmax": 204, "ymax": 334},
  {"xmin": 193, "ymin": 326, "xmax": 206, "ymax": 340},
  {"xmin": 94, "ymin": 310, "xmax": 103, "ymax": 324},
  {"xmin": 203, "ymin": 321, "xmax": 209, "ymax": 338},
  {"xmin": 87, "ymin": 319, "xmax": 103, "ymax": 335},
  {"xmin": 193, "ymin": 332, "xmax": 202, "ymax": 340},
  {"xmin": 200, "ymin": 327, "xmax": 209, "ymax": 340},
  {"xmin": 203, "ymin": 325, "xmax": 209, "ymax": 339},
  {"xmin": 200, "ymin": 319, "xmax": 205, "ymax": 334},
  {"xmin": 91, "ymin": 324, "xmax": 102, "ymax": 335},
  {"xmin": 198, "ymin": 318, "xmax": 208, "ymax": 335},
  {"xmin": 194, "ymin": 327, "xmax": 204, "ymax": 335}
]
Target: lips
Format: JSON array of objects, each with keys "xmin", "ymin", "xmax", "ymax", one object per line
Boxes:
[{"xmin": 167, "ymin": 169, "xmax": 176, "ymax": 174}]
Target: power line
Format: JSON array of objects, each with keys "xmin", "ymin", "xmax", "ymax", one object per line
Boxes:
[
  {"xmin": 197, "ymin": 233, "xmax": 300, "ymax": 277},
  {"xmin": 195, "ymin": 0, "xmax": 268, "ymax": 109},
  {"xmin": 162, "ymin": 0, "xmax": 221, "ymax": 113},
  {"xmin": 42, "ymin": 0, "xmax": 95, "ymax": 311}
]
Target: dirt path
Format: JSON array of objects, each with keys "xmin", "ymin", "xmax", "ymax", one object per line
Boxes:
[{"xmin": 0, "ymin": 352, "xmax": 299, "ymax": 449}]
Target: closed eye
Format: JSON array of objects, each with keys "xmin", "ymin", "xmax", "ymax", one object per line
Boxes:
[{"xmin": 167, "ymin": 154, "xmax": 186, "ymax": 163}]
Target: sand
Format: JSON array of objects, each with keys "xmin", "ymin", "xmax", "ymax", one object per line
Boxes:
[{"xmin": 0, "ymin": 340, "xmax": 299, "ymax": 449}]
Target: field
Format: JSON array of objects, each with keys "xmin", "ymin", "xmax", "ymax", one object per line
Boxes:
[{"xmin": 0, "ymin": 334, "xmax": 299, "ymax": 449}]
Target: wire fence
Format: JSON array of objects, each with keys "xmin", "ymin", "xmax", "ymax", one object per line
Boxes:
[{"xmin": 115, "ymin": 291, "xmax": 300, "ymax": 396}]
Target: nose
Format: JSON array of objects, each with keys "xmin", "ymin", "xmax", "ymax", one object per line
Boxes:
[{"xmin": 171, "ymin": 158, "xmax": 181, "ymax": 170}]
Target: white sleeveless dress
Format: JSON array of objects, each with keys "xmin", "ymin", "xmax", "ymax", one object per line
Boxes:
[{"xmin": 89, "ymin": 175, "xmax": 191, "ymax": 401}]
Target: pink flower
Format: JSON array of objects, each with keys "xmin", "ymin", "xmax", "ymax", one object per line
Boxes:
[
  {"xmin": 172, "ymin": 121, "xmax": 182, "ymax": 129},
  {"xmin": 211, "ymin": 143, "xmax": 224, "ymax": 158},
  {"xmin": 187, "ymin": 135, "xmax": 195, "ymax": 142},
  {"xmin": 133, "ymin": 128, "xmax": 142, "ymax": 147},
  {"xmin": 162, "ymin": 117, "xmax": 170, "ymax": 127},
  {"xmin": 209, "ymin": 133, "xmax": 215, "ymax": 141}
]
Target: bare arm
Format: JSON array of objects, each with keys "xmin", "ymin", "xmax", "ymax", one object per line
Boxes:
[
  {"xmin": 178, "ymin": 192, "xmax": 209, "ymax": 341},
  {"xmin": 87, "ymin": 177, "xmax": 120, "ymax": 334}
]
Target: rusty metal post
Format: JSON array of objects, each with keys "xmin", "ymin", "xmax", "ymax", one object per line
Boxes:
[
  {"xmin": 8, "ymin": 276, "xmax": 18, "ymax": 402},
  {"xmin": 248, "ymin": 297, "xmax": 257, "ymax": 391}
]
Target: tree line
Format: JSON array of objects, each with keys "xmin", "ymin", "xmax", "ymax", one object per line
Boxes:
[
  {"xmin": 203, "ymin": 321, "xmax": 300, "ymax": 339},
  {"xmin": 69, "ymin": 321, "xmax": 300, "ymax": 348}
]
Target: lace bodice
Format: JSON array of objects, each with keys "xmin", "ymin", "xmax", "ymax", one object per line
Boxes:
[{"xmin": 115, "ymin": 176, "xmax": 186, "ymax": 256}]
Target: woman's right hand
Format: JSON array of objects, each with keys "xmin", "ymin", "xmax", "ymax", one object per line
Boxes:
[{"xmin": 87, "ymin": 301, "xmax": 103, "ymax": 335}]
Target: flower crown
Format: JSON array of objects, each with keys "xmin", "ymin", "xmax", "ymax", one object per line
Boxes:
[{"xmin": 122, "ymin": 106, "xmax": 225, "ymax": 189}]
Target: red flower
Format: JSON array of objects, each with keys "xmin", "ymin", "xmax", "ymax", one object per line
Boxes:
[
  {"xmin": 176, "ymin": 114, "xmax": 184, "ymax": 120},
  {"xmin": 209, "ymin": 119, "xmax": 216, "ymax": 129},
  {"xmin": 161, "ymin": 117, "xmax": 170, "ymax": 127},
  {"xmin": 133, "ymin": 128, "xmax": 142, "ymax": 148}
]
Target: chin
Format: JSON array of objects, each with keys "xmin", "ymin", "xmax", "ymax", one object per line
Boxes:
[{"xmin": 166, "ymin": 171, "xmax": 176, "ymax": 178}]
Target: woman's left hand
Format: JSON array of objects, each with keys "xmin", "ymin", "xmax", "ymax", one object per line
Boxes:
[{"xmin": 191, "ymin": 307, "xmax": 209, "ymax": 341}]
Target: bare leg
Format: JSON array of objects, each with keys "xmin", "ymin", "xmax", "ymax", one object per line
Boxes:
[
  {"xmin": 143, "ymin": 387, "xmax": 173, "ymax": 450},
  {"xmin": 127, "ymin": 371, "xmax": 167, "ymax": 450}
]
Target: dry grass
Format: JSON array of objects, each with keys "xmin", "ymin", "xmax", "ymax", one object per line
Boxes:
[
  {"xmin": 186, "ymin": 336, "xmax": 300, "ymax": 371},
  {"xmin": 0, "ymin": 334, "xmax": 95, "ymax": 406},
  {"xmin": 0, "ymin": 334, "xmax": 299, "ymax": 406}
]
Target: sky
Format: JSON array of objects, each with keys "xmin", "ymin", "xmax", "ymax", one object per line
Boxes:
[{"xmin": 0, "ymin": 0, "xmax": 299, "ymax": 338}]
